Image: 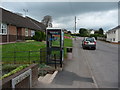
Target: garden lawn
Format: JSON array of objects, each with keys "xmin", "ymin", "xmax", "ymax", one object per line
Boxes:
[
  {"xmin": 64, "ymin": 34, "xmax": 73, "ymax": 58},
  {"xmin": 2, "ymin": 34, "xmax": 73, "ymax": 63},
  {"xmin": 2, "ymin": 41, "xmax": 46, "ymax": 63},
  {"xmin": 64, "ymin": 38, "xmax": 72, "ymax": 47}
]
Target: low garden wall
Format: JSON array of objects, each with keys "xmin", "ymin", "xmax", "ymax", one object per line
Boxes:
[{"xmin": 1, "ymin": 64, "xmax": 38, "ymax": 89}]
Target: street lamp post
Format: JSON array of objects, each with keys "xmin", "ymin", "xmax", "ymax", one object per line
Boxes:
[
  {"xmin": 75, "ymin": 16, "xmax": 77, "ymax": 40},
  {"xmin": 74, "ymin": 16, "xmax": 79, "ymax": 40}
]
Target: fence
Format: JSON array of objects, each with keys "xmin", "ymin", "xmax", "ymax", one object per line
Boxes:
[
  {"xmin": 97, "ymin": 37, "xmax": 106, "ymax": 41},
  {"xmin": 2, "ymin": 48, "xmax": 47, "ymax": 64},
  {"xmin": 2, "ymin": 48, "xmax": 61, "ymax": 67}
]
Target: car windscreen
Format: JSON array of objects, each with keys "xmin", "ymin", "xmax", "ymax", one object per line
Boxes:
[{"xmin": 86, "ymin": 38, "xmax": 94, "ymax": 42}]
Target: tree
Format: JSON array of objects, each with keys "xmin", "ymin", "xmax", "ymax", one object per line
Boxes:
[
  {"xmin": 79, "ymin": 28, "xmax": 89, "ymax": 37},
  {"xmin": 99, "ymin": 28, "xmax": 104, "ymax": 35},
  {"xmin": 42, "ymin": 15, "xmax": 52, "ymax": 27},
  {"xmin": 68, "ymin": 31, "xmax": 71, "ymax": 34}
]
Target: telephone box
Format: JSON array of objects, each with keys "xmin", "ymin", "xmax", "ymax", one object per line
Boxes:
[{"xmin": 46, "ymin": 28, "xmax": 64, "ymax": 67}]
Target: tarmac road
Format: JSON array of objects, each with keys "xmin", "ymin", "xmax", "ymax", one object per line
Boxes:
[{"xmin": 79, "ymin": 39, "xmax": 118, "ymax": 88}]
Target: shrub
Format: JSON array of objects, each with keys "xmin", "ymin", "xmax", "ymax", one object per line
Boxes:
[
  {"xmin": 0, "ymin": 64, "xmax": 29, "ymax": 80},
  {"xmin": 2, "ymin": 64, "xmax": 20, "ymax": 73},
  {"xmin": 33, "ymin": 31, "xmax": 46, "ymax": 41}
]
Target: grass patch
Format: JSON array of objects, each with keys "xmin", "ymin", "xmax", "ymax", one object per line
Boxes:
[
  {"xmin": 64, "ymin": 38, "xmax": 72, "ymax": 47},
  {"xmin": 2, "ymin": 41, "xmax": 46, "ymax": 63},
  {"xmin": 2, "ymin": 41, "xmax": 45, "ymax": 51},
  {"xmin": 2, "ymin": 34, "xmax": 73, "ymax": 63},
  {"xmin": 64, "ymin": 34, "xmax": 73, "ymax": 58}
]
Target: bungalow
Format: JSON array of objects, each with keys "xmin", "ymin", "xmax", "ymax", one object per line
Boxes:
[
  {"xmin": 0, "ymin": 8, "xmax": 46, "ymax": 43},
  {"xmin": 106, "ymin": 25, "xmax": 120, "ymax": 43}
]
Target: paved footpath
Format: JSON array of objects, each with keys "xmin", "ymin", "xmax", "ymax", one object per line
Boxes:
[{"xmin": 33, "ymin": 39, "xmax": 96, "ymax": 88}]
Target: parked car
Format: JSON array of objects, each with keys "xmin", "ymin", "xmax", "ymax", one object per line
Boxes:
[{"xmin": 82, "ymin": 37, "xmax": 96, "ymax": 50}]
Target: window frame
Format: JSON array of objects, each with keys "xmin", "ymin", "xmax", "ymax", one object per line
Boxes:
[
  {"xmin": 0, "ymin": 23, "xmax": 7, "ymax": 35},
  {"xmin": 113, "ymin": 38, "xmax": 115, "ymax": 41},
  {"xmin": 25, "ymin": 28, "xmax": 28, "ymax": 37}
]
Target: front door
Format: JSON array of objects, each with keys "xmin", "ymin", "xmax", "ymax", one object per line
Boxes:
[{"xmin": 17, "ymin": 28, "xmax": 22, "ymax": 40}]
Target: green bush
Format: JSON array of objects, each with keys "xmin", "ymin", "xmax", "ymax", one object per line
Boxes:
[{"xmin": 33, "ymin": 31, "xmax": 46, "ymax": 41}]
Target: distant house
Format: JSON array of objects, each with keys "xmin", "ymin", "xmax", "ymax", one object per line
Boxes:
[
  {"xmin": 0, "ymin": 8, "xmax": 46, "ymax": 43},
  {"xmin": 89, "ymin": 29, "xmax": 95, "ymax": 34},
  {"xmin": 103, "ymin": 31, "xmax": 107, "ymax": 35},
  {"xmin": 106, "ymin": 25, "xmax": 120, "ymax": 43}
]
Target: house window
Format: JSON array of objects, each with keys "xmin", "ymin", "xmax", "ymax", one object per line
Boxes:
[
  {"xmin": 113, "ymin": 31, "xmax": 116, "ymax": 34},
  {"xmin": 31, "ymin": 30, "xmax": 35, "ymax": 37},
  {"xmin": 25, "ymin": 28, "xmax": 28, "ymax": 36},
  {"xmin": 113, "ymin": 38, "xmax": 115, "ymax": 41},
  {"xmin": 0, "ymin": 23, "xmax": 7, "ymax": 35}
]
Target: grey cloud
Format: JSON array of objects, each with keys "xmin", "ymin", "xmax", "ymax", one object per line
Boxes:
[
  {"xmin": 1, "ymin": 2, "xmax": 118, "ymax": 30},
  {"xmin": 2, "ymin": 2, "xmax": 118, "ymax": 19}
]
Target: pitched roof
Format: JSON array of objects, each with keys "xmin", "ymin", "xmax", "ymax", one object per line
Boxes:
[
  {"xmin": 107, "ymin": 25, "xmax": 120, "ymax": 33},
  {"xmin": 0, "ymin": 8, "xmax": 46, "ymax": 31},
  {"xmin": 113, "ymin": 25, "xmax": 120, "ymax": 30},
  {"xmin": 26, "ymin": 16, "xmax": 46, "ymax": 31}
]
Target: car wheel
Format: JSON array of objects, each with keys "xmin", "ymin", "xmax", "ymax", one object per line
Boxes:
[
  {"xmin": 83, "ymin": 47, "xmax": 85, "ymax": 49},
  {"xmin": 93, "ymin": 47, "xmax": 96, "ymax": 50}
]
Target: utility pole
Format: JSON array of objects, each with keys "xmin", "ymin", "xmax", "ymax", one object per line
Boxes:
[{"xmin": 75, "ymin": 16, "xmax": 77, "ymax": 40}]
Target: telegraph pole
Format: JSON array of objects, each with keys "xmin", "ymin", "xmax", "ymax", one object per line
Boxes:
[{"xmin": 75, "ymin": 16, "xmax": 76, "ymax": 40}]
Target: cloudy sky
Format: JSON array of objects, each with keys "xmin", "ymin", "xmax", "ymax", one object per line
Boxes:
[{"xmin": 1, "ymin": 1, "xmax": 119, "ymax": 33}]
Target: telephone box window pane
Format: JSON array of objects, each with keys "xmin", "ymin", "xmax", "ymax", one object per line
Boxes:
[{"xmin": 47, "ymin": 30, "xmax": 61, "ymax": 47}]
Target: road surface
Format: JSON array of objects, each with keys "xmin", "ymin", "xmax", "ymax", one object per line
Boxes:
[{"xmin": 78, "ymin": 38, "xmax": 118, "ymax": 88}]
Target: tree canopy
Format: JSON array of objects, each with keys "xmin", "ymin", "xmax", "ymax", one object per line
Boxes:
[
  {"xmin": 99, "ymin": 28, "xmax": 104, "ymax": 35},
  {"xmin": 79, "ymin": 28, "xmax": 89, "ymax": 37},
  {"xmin": 42, "ymin": 15, "xmax": 52, "ymax": 27}
]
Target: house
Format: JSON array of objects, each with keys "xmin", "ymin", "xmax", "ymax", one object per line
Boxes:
[
  {"xmin": 103, "ymin": 31, "xmax": 107, "ymax": 35},
  {"xmin": 89, "ymin": 29, "xmax": 95, "ymax": 34},
  {"xmin": 106, "ymin": 25, "xmax": 120, "ymax": 43},
  {"xmin": 0, "ymin": 8, "xmax": 46, "ymax": 43}
]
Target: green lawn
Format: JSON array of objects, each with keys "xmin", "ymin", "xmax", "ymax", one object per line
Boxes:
[
  {"xmin": 2, "ymin": 41, "xmax": 46, "ymax": 63},
  {"xmin": 64, "ymin": 38, "xmax": 72, "ymax": 47},
  {"xmin": 2, "ymin": 41, "xmax": 46, "ymax": 51},
  {"xmin": 2, "ymin": 34, "xmax": 73, "ymax": 63}
]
